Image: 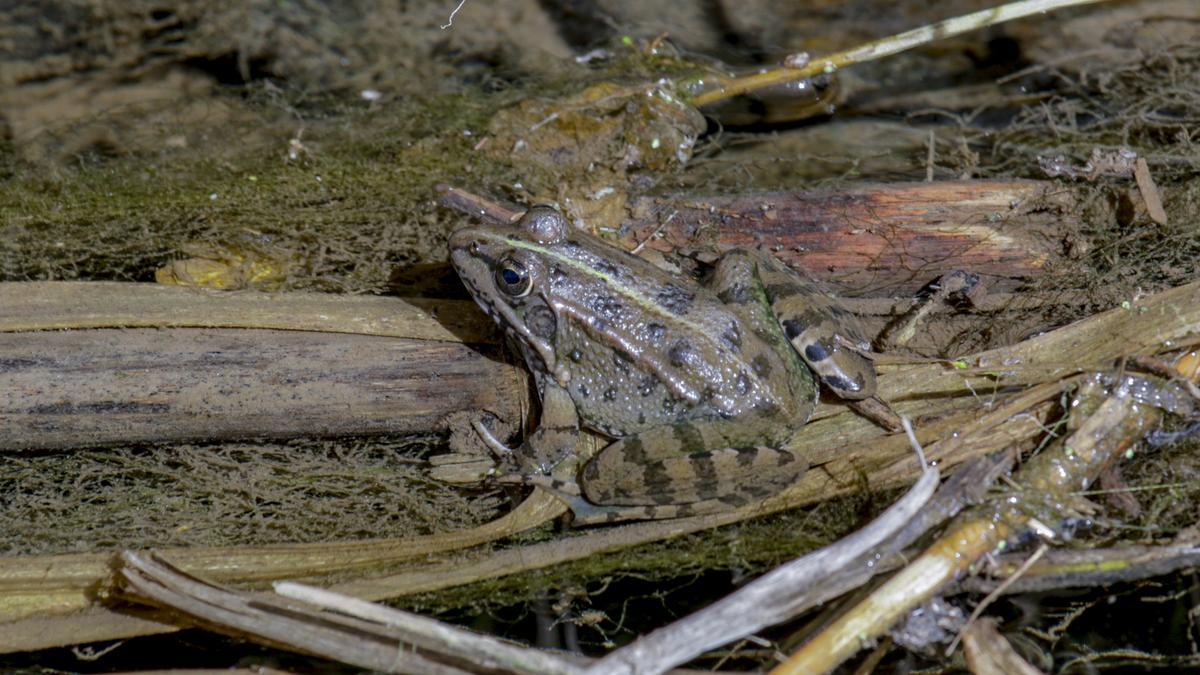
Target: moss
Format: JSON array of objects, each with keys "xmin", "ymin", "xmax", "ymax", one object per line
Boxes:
[
  {"xmin": 0, "ymin": 92, "xmax": 527, "ymax": 291},
  {"xmin": 0, "ymin": 436, "xmax": 504, "ymax": 555}
]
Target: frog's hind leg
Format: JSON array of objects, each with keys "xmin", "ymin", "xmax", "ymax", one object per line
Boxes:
[
  {"xmin": 733, "ymin": 250, "xmax": 877, "ymax": 400},
  {"xmin": 564, "ymin": 422, "xmax": 808, "ymax": 525}
]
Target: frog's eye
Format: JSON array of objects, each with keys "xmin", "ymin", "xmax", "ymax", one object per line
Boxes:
[{"xmin": 495, "ymin": 258, "xmax": 532, "ymax": 297}]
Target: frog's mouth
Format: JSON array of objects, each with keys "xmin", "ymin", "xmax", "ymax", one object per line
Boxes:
[{"xmin": 450, "ymin": 243, "xmax": 559, "ymax": 375}]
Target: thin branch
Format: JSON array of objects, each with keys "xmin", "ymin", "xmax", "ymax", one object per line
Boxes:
[{"xmin": 688, "ymin": 0, "xmax": 1111, "ymax": 108}]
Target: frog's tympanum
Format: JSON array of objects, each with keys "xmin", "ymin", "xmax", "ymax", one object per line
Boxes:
[{"xmin": 450, "ymin": 206, "xmax": 876, "ymax": 524}]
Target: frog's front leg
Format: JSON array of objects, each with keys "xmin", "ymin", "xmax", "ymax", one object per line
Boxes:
[
  {"xmin": 567, "ymin": 419, "xmax": 808, "ymax": 525},
  {"xmin": 515, "ymin": 381, "xmax": 583, "ymax": 478}
]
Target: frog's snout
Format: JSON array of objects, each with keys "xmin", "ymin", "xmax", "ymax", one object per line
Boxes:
[{"xmin": 448, "ymin": 231, "xmax": 483, "ymax": 274}]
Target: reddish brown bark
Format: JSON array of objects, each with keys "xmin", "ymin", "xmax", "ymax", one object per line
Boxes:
[{"xmin": 626, "ymin": 181, "xmax": 1080, "ymax": 294}]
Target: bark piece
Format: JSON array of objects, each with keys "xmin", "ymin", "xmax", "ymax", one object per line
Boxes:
[{"xmin": 627, "ymin": 180, "xmax": 1081, "ymax": 294}]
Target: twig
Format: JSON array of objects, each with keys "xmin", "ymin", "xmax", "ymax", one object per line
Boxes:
[
  {"xmin": 1134, "ymin": 157, "xmax": 1169, "ymax": 225},
  {"xmin": 687, "ymin": 0, "xmax": 1111, "ymax": 108},
  {"xmin": 117, "ymin": 551, "xmax": 582, "ymax": 675},
  {"xmin": 440, "ymin": 0, "xmax": 467, "ymax": 30},
  {"xmin": 435, "ymin": 184, "xmax": 521, "ymax": 224}
]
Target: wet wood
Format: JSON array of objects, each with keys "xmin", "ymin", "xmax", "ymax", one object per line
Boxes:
[
  {"xmin": 626, "ymin": 180, "xmax": 1081, "ymax": 295},
  {"xmin": 0, "ymin": 327, "xmax": 527, "ymax": 452}
]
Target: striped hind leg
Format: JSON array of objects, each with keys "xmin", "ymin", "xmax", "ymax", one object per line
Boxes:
[{"xmin": 557, "ymin": 419, "xmax": 808, "ymax": 524}]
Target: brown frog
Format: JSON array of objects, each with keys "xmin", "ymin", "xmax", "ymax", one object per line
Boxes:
[{"xmin": 449, "ymin": 206, "xmax": 875, "ymax": 524}]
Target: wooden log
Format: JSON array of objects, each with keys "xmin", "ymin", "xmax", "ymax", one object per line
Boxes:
[
  {"xmin": 0, "ymin": 328, "xmax": 527, "ymax": 451},
  {"xmin": 0, "ymin": 281, "xmax": 528, "ymax": 451}
]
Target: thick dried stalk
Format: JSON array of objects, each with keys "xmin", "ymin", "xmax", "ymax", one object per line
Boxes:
[
  {"xmin": 774, "ymin": 356, "xmax": 1198, "ymax": 674},
  {"xmin": 0, "ymin": 327, "xmax": 525, "ymax": 450},
  {"xmin": 0, "ymin": 281, "xmax": 497, "ymax": 342}
]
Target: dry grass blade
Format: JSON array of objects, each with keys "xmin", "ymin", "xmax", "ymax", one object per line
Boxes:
[
  {"xmin": 0, "ymin": 281, "xmax": 496, "ymax": 343},
  {"xmin": 962, "ymin": 618, "xmax": 1045, "ymax": 675}
]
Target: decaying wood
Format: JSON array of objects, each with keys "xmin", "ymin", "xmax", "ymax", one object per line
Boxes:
[
  {"xmin": 437, "ymin": 181, "xmax": 1088, "ymax": 296},
  {"xmin": 0, "ymin": 281, "xmax": 522, "ymax": 451},
  {"xmin": 626, "ymin": 181, "xmax": 1081, "ymax": 295}
]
